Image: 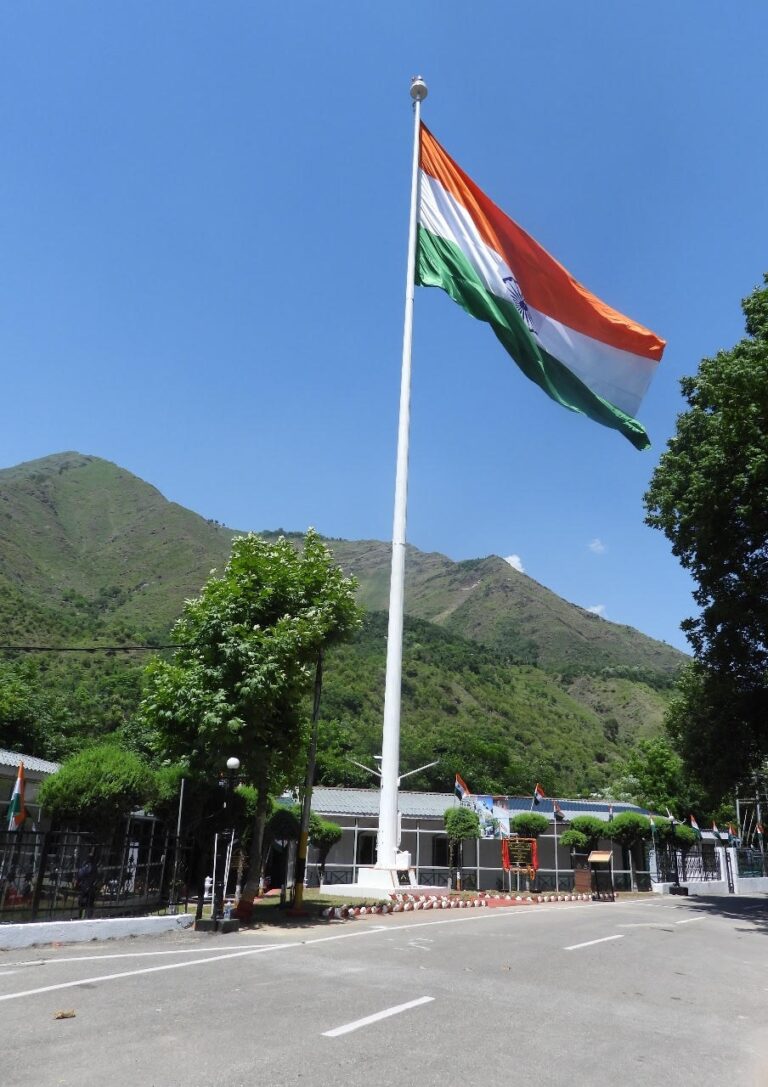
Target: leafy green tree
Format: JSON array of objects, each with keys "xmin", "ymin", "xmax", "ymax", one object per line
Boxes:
[
  {"xmin": 308, "ymin": 814, "xmax": 342, "ymax": 889},
  {"xmin": 566, "ymin": 815, "xmax": 606, "ymax": 850},
  {"xmin": 508, "ymin": 812, "xmax": 550, "ymax": 839},
  {"xmin": 559, "ymin": 829, "xmax": 589, "ymax": 851},
  {"xmin": 38, "ymin": 743, "xmax": 157, "ymax": 837},
  {"xmin": 138, "ymin": 531, "xmax": 360, "ymax": 901},
  {"xmin": 444, "ymin": 807, "xmax": 480, "ymax": 889},
  {"xmin": 0, "ymin": 660, "xmax": 69, "ymax": 760},
  {"xmin": 645, "ymin": 275, "xmax": 768, "ymax": 795},
  {"xmin": 607, "ymin": 812, "xmax": 651, "ymax": 890}
]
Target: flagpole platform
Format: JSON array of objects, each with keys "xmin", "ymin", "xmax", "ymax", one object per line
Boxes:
[{"xmin": 323, "ymin": 867, "xmax": 443, "ymax": 900}]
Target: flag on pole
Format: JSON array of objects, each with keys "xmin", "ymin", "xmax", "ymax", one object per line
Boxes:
[
  {"xmin": 756, "ymin": 823, "xmax": 764, "ymax": 845},
  {"xmin": 689, "ymin": 815, "xmax": 701, "ymax": 837},
  {"xmin": 711, "ymin": 821, "xmax": 722, "ymax": 840},
  {"xmin": 454, "ymin": 774, "xmax": 470, "ymax": 801},
  {"xmin": 608, "ymin": 804, "xmax": 614, "ymax": 822},
  {"xmin": 553, "ymin": 800, "xmax": 565, "ymax": 822},
  {"xmin": 533, "ymin": 783, "xmax": 545, "ymax": 806},
  {"xmin": 416, "ymin": 125, "xmax": 665, "ymax": 450},
  {"xmin": 727, "ymin": 823, "xmax": 738, "ymax": 844},
  {"xmin": 6, "ymin": 762, "xmax": 26, "ymax": 831}
]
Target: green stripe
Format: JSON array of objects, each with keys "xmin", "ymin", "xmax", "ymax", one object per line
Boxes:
[{"xmin": 416, "ymin": 226, "xmax": 651, "ymax": 451}]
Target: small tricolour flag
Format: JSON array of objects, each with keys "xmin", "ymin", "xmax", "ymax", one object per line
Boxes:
[
  {"xmin": 533, "ymin": 783, "xmax": 546, "ymax": 806},
  {"xmin": 689, "ymin": 815, "xmax": 701, "ymax": 837},
  {"xmin": 711, "ymin": 821, "xmax": 722, "ymax": 840},
  {"xmin": 7, "ymin": 762, "xmax": 26, "ymax": 831},
  {"xmin": 608, "ymin": 804, "xmax": 614, "ymax": 822},
  {"xmin": 553, "ymin": 800, "xmax": 565, "ymax": 822},
  {"xmin": 727, "ymin": 823, "xmax": 738, "ymax": 844},
  {"xmin": 756, "ymin": 823, "xmax": 764, "ymax": 845},
  {"xmin": 454, "ymin": 774, "xmax": 470, "ymax": 801},
  {"xmin": 417, "ymin": 126, "xmax": 665, "ymax": 450}
]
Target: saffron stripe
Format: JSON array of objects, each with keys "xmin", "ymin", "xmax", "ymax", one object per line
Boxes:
[{"xmin": 419, "ymin": 124, "xmax": 665, "ymax": 361}]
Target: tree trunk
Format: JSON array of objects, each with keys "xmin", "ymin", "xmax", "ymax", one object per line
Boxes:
[{"xmin": 242, "ymin": 760, "xmax": 271, "ymax": 902}]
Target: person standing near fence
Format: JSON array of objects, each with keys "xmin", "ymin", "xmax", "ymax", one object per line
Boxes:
[{"xmin": 76, "ymin": 851, "xmax": 99, "ymax": 919}]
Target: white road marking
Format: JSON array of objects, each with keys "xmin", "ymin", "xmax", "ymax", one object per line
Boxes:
[
  {"xmin": 675, "ymin": 917, "xmax": 705, "ymax": 924},
  {"xmin": 1, "ymin": 945, "xmax": 271, "ymax": 967},
  {"xmin": 0, "ymin": 899, "xmax": 666, "ymax": 1003},
  {"xmin": 0, "ymin": 943, "xmax": 302, "ymax": 1002},
  {"xmin": 322, "ymin": 996, "xmax": 434, "ymax": 1037},
  {"xmin": 564, "ymin": 935, "xmax": 625, "ymax": 951}
]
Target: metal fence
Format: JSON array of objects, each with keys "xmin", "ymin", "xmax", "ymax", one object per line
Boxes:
[
  {"xmin": 736, "ymin": 847, "xmax": 766, "ymax": 878},
  {"xmin": 0, "ymin": 818, "xmax": 170, "ymax": 923}
]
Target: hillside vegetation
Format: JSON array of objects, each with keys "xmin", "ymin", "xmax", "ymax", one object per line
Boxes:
[{"xmin": 0, "ymin": 453, "xmax": 684, "ymax": 794}]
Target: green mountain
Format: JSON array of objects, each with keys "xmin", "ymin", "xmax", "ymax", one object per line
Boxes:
[{"xmin": 0, "ymin": 452, "xmax": 685, "ymax": 794}]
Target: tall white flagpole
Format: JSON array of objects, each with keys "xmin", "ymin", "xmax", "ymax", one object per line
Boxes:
[{"xmin": 377, "ymin": 75, "xmax": 428, "ymax": 870}]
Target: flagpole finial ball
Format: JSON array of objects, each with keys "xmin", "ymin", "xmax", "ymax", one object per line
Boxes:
[{"xmin": 410, "ymin": 76, "xmax": 428, "ymax": 102}]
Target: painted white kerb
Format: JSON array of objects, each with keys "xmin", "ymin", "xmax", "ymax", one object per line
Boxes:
[{"xmin": 0, "ymin": 913, "xmax": 195, "ymax": 951}]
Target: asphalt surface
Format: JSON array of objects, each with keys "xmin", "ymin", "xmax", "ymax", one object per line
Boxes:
[{"xmin": 1, "ymin": 895, "xmax": 767, "ymax": 1086}]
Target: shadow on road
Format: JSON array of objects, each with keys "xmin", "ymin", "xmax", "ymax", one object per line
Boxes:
[{"xmin": 682, "ymin": 893, "xmax": 768, "ymax": 936}]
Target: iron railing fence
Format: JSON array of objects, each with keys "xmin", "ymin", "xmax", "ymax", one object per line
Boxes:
[
  {"xmin": 736, "ymin": 847, "xmax": 766, "ymax": 878},
  {"xmin": 0, "ymin": 818, "xmax": 171, "ymax": 923}
]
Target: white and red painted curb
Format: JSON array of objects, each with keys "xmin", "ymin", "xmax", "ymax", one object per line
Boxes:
[{"xmin": 321, "ymin": 891, "xmax": 597, "ymax": 919}]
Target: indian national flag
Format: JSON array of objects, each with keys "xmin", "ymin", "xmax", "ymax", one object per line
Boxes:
[
  {"xmin": 7, "ymin": 762, "xmax": 26, "ymax": 831},
  {"xmin": 454, "ymin": 773, "xmax": 470, "ymax": 801},
  {"xmin": 533, "ymin": 783, "xmax": 545, "ymax": 806},
  {"xmin": 689, "ymin": 814, "xmax": 701, "ymax": 836},
  {"xmin": 417, "ymin": 125, "xmax": 665, "ymax": 450}
]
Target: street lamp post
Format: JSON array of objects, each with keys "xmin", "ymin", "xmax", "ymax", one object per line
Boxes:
[{"xmin": 212, "ymin": 757, "xmax": 240, "ymax": 928}]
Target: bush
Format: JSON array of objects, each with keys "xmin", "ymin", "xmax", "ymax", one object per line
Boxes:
[
  {"xmin": 568, "ymin": 815, "xmax": 606, "ymax": 847},
  {"xmin": 607, "ymin": 812, "xmax": 651, "ymax": 845},
  {"xmin": 444, "ymin": 807, "xmax": 481, "ymax": 842},
  {"xmin": 509, "ymin": 812, "xmax": 549, "ymax": 838},
  {"xmin": 38, "ymin": 744, "xmax": 157, "ymax": 834},
  {"xmin": 560, "ymin": 829, "xmax": 588, "ymax": 850}
]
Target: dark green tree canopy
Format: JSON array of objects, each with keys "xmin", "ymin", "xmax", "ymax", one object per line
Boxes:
[
  {"xmin": 645, "ymin": 277, "xmax": 768, "ymax": 795},
  {"xmin": 444, "ymin": 807, "xmax": 481, "ymax": 842},
  {"xmin": 138, "ymin": 530, "xmax": 360, "ymax": 783},
  {"xmin": 508, "ymin": 812, "xmax": 549, "ymax": 839},
  {"xmin": 567, "ymin": 815, "xmax": 606, "ymax": 848},
  {"xmin": 607, "ymin": 811, "xmax": 651, "ymax": 846},
  {"xmin": 38, "ymin": 743, "xmax": 157, "ymax": 833}
]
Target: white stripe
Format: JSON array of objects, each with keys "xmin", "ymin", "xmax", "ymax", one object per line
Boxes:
[
  {"xmin": 564, "ymin": 934, "xmax": 624, "ymax": 950},
  {"xmin": 322, "ymin": 996, "xmax": 434, "ymax": 1037},
  {"xmin": 675, "ymin": 917, "xmax": 705, "ymax": 925},
  {"xmin": 419, "ymin": 172, "xmax": 656, "ymax": 416}
]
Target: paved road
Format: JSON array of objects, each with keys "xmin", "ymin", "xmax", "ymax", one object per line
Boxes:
[{"xmin": 2, "ymin": 895, "xmax": 766, "ymax": 1086}]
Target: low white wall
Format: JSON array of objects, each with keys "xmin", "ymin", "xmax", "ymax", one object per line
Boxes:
[
  {"xmin": 734, "ymin": 876, "xmax": 768, "ymax": 894},
  {"xmin": 0, "ymin": 913, "xmax": 194, "ymax": 951},
  {"xmin": 652, "ymin": 880, "xmax": 729, "ymax": 896}
]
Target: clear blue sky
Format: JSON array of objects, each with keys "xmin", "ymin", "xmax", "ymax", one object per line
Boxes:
[{"xmin": 2, "ymin": 3, "xmax": 767, "ymax": 653}]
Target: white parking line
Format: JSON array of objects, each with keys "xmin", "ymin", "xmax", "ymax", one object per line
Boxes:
[
  {"xmin": 564, "ymin": 935, "xmax": 624, "ymax": 951},
  {"xmin": 322, "ymin": 996, "xmax": 434, "ymax": 1037},
  {"xmin": 675, "ymin": 917, "xmax": 705, "ymax": 924}
]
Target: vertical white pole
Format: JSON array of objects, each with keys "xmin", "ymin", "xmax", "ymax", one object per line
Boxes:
[
  {"xmin": 377, "ymin": 76, "xmax": 428, "ymax": 870},
  {"xmin": 553, "ymin": 819, "xmax": 560, "ymax": 892}
]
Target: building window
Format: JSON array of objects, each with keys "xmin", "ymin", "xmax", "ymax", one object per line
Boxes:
[
  {"xmin": 432, "ymin": 836, "xmax": 449, "ymax": 867},
  {"xmin": 357, "ymin": 833, "xmax": 377, "ymax": 865}
]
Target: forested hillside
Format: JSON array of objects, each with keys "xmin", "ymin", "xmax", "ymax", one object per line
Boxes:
[{"xmin": 0, "ymin": 452, "xmax": 685, "ymax": 795}]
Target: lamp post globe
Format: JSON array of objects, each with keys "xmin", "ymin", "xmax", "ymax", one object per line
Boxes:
[{"xmin": 226, "ymin": 757, "xmax": 240, "ymax": 772}]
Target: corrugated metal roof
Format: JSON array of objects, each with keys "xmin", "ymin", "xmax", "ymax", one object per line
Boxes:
[
  {"xmin": 309, "ymin": 787, "xmax": 460, "ymax": 818},
  {"xmin": 0, "ymin": 749, "xmax": 61, "ymax": 775},
  {"xmin": 308, "ymin": 787, "xmax": 650, "ymax": 822}
]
